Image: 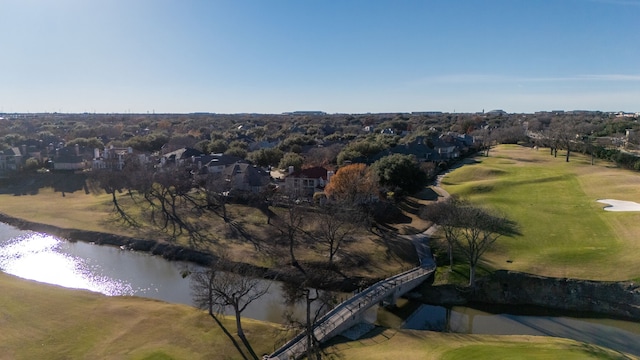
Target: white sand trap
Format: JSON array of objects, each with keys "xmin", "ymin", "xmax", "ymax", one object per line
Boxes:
[{"xmin": 597, "ymin": 199, "xmax": 640, "ymax": 212}]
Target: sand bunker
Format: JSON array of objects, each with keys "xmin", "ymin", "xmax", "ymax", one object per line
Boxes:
[{"xmin": 597, "ymin": 199, "xmax": 640, "ymax": 212}]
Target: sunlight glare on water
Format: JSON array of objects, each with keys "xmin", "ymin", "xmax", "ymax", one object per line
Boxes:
[{"xmin": 0, "ymin": 233, "xmax": 133, "ymax": 296}]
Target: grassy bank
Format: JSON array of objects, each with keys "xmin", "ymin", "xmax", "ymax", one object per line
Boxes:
[
  {"xmin": 327, "ymin": 328, "xmax": 632, "ymax": 360},
  {"xmin": 0, "ymin": 182, "xmax": 420, "ymax": 280},
  {"xmin": 441, "ymin": 144, "xmax": 640, "ymax": 281},
  {"xmin": 0, "ymin": 272, "xmax": 281, "ymax": 359},
  {"xmin": 1, "ymin": 272, "xmax": 631, "ymax": 360}
]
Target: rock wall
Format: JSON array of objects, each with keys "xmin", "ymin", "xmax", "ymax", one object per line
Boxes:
[{"xmin": 422, "ymin": 270, "xmax": 640, "ymax": 321}]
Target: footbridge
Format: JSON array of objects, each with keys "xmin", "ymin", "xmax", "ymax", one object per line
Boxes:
[{"xmin": 266, "ymin": 231, "xmax": 437, "ymax": 360}]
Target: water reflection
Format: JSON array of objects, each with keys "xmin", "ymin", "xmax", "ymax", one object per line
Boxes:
[
  {"xmin": 0, "ymin": 233, "xmax": 134, "ymax": 296},
  {"xmin": 402, "ymin": 304, "xmax": 640, "ymax": 356},
  {"xmin": 0, "ymin": 222, "xmax": 324, "ymax": 323}
]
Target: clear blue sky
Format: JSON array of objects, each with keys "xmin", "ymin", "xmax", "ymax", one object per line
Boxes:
[{"xmin": 1, "ymin": 0, "xmax": 639, "ymax": 114}]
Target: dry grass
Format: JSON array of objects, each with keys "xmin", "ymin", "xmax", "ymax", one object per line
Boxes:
[
  {"xmin": 0, "ymin": 185, "xmax": 421, "ymax": 280},
  {"xmin": 0, "ymin": 272, "xmax": 281, "ymax": 360}
]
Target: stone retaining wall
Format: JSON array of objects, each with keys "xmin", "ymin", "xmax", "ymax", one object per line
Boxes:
[{"xmin": 421, "ymin": 270, "xmax": 640, "ymax": 321}]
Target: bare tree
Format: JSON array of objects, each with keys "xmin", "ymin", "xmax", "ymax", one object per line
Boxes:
[
  {"xmin": 190, "ymin": 258, "xmax": 270, "ymax": 360},
  {"xmin": 311, "ymin": 204, "xmax": 363, "ymax": 265},
  {"xmin": 272, "ymin": 200, "xmax": 306, "ymax": 271},
  {"xmin": 280, "ymin": 275, "xmax": 337, "ymax": 360},
  {"xmin": 454, "ymin": 206, "xmax": 515, "ymax": 286},
  {"xmin": 138, "ymin": 165, "xmax": 211, "ymax": 245},
  {"xmin": 420, "ymin": 197, "xmax": 467, "ymax": 270},
  {"xmin": 550, "ymin": 117, "xmax": 580, "ymax": 162},
  {"xmin": 421, "ymin": 198, "xmax": 519, "ymax": 287},
  {"xmin": 471, "ymin": 127, "xmax": 493, "ymax": 157}
]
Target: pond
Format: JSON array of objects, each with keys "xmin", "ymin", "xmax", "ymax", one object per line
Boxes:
[
  {"xmin": 383, "ymin": 299, "xmax": 640, "ymax": 356},
  {"xmin": 2, "ymin": 221, "xmax": 639, "ymax": 356},
  {"xmin": 0, "ymin": 222, "xmax": 310, "ymax": 323}
]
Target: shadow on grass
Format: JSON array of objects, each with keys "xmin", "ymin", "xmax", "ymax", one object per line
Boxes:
[
  {"xmin": 412, "ymin": 187, "xmax": 441, "ymax": 201},
  {"xmin": 325, "ymin": 326, "xmax": 397, "ymax": 348},
  {"xmin": 208, "ymin": 312, "xmax": 250, "ymax": 360},
  {"xmin": 371, "ymin": 228, "xmax": 419, "ymax": 266}
]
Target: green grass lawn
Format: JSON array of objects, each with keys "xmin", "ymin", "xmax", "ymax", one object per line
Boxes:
[
  {"xmin": 442, "ymin": 144, "xmax": 640, "ymax": 281},
  {"xmin": 2, "ymin": 272, "xmax": 631, "ymax": 360},
  {"xmin": 326, "ymin": 328, "xmax": 632, "ymax": 360}
]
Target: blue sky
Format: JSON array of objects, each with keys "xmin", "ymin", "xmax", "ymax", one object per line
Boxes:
[{"xmin": 1, "ymin": 0, "xmax": 639, "ymax": 114}]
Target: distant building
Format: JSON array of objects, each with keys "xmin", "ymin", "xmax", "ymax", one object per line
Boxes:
[
  {"xmin": 283, "ymin": 111, "xmax": 326, "ymax": 116},
  {"xmin": 487, "ymin": 109, "xmax": 507, "ymax": 115},
  {"xmin": 411, "ymin": 111, "xmax": 443, "ymax": 115}
]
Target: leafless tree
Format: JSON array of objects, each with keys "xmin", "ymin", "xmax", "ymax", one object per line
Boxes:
[
  {"xmin": 454, "ymin": 206, "xmax": 516, "ymax": 286},
  {"xmin": 190, "ymin": 258, "xmax": 270, "ymax": 360},
  {"xmin": 420, "ymin": 198, "xmax": 458, "ymax": 270},
  {"xmin": 421, "ymin": 197, "xmax": 519, "ymax": 287},
  {"xmin": 550, "ymin": 117, "xmax": 581, "ymax": 162},
  {"xmin": 272, "ymin": 200, "xmax": 306, "ymax": 271},
  {"xmin": 280, "ymin": 275, "xmax": 337, "ymax": 360},
  {"xmin": 310, "ymin": 204, "xmax": 363, "ymax": 265}
]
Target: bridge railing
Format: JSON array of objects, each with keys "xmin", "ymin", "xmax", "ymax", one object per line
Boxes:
[{"xmin": 268, "ymin": 264, "xmax": 435, "ymax": 359}]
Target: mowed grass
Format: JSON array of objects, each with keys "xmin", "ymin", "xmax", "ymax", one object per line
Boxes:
[
  {"xmin": 327, "ymin": 329, "xmax": 632, "ymax": 360},
  {"xmin": 442, "ymin": 144, "xmax": 640, "ymax": 281},
  {"xmin": 2, "ymin": 272, "xmax": 631, "ymax": 360},
  {"xmin": 0, "ymin": 187, "xmax": 126, "ymax": 234},
  {"xmin": 0, "ymin": 272, "xmax": 282, "ymax": 360}
]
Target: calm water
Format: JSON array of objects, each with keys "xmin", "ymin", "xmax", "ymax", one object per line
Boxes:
[
  {"xmin": 401, "ymin": 303, "xmax": 640, "ymax": 356},
  {"xmin": 0, "ymin": 222, "xmax": 308, "ymax": 323},
  {"xmin": 3, "ymin": 222, "xmax": 640, "ymax": 355}
]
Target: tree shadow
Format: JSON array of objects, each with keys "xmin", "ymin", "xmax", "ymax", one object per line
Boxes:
[
  {"xmin": 412, "ymin": 187, "xmax": 441, "ymax": 201},
  {"xmin": 371, "ymin": 227, "xmax": 419, "ymax": 266},
  {"xmin": 208, "ymin": 311, "xmax": 250, "ymax": 360},
  {"xmin": 397, "ymin": 198, "xmax": 422, "ymax": 215}
]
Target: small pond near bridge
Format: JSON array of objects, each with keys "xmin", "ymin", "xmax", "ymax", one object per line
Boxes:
[
  {"xmin": 0, "ymin": 222, "xmax": 310, "ymax": 323},
  {"xmin": 378, "ymin": 298, "xmax": 640, "ymax": 356}
]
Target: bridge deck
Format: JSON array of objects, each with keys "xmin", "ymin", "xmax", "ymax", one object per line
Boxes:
[{"xmin": 267, "ymin": 230, "xmax": 437, "ymax": 360}]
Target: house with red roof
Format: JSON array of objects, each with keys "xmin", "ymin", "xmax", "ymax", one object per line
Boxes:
[{"xmin": 284, "ymin": 166, "xmax": 329, "ymax": 198}]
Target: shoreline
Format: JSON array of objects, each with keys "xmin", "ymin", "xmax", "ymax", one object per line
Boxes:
[
  {"xmin": 0, "ymin": 212, "xmax": 364, "ymax": 292},
  {"xmin": 1, "ymin": 211, "xmax": 639, "ymax": 321}
]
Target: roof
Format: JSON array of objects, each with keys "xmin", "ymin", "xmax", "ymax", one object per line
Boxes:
[
  {"xmin": 288, "ymin": 166, "xmax": 328, "ymax": 180},
  {"xmin": 222, "ymin": 162, "xmax": 270, "ymax": 187},
  {"xmin": 163, "ymin": 147, "xmax": 204, "ymax": 161}
]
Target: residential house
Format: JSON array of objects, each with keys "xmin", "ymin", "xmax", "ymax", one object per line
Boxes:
[
  {"xmin": 52, "ymin": 146, "xmax": 85, "ymax": 171},
  {"xmin": 373, "ymin": 133, "xmax": 473, "ymax": 164},
  {"xmin": 92, "ymin": 146, "xmax": 137, "ymax": 171},
  {"xmin": 0, "ymin": 147, "xmax": 23, "ymax": 174},
  {"xmin": 198, "ymin": 154, "xmax": 243, "ymax": 175},
  {"xmin": 284, "ymin": 166, "xmax": 329, "ymax": 197},
  {"xmin": 160, "ymin": 147, "xmax": 205, "ymax": 167},
  {"xmin": 221, "ymin": 162, "xmax": 271, "ymax": 193}
]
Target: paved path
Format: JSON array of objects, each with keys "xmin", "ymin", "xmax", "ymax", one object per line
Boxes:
[
  {"xmin": 267, "ymin": 226, "xmax": 437, "ymax": 360},
  {"xmin": 266, "ymin": 174, "xmax": 460, "ymax": 359}
]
